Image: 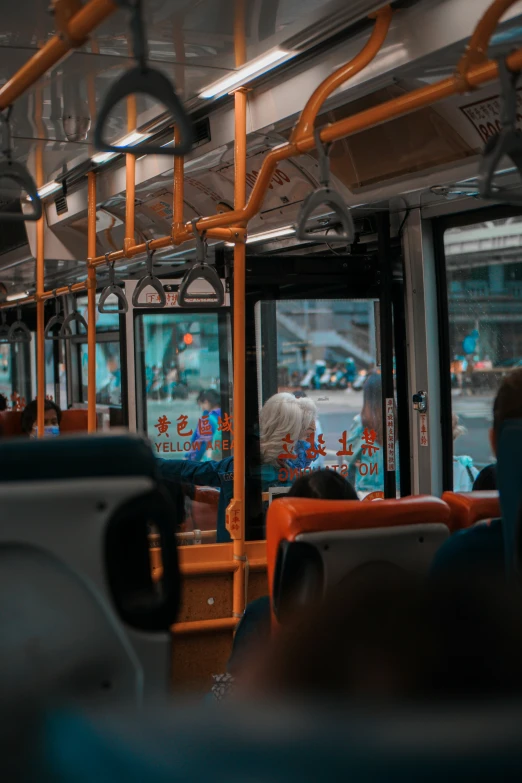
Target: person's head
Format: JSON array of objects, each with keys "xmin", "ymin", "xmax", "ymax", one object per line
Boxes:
[
  {"xmin": 452, "ymin": 413, "xmax": 466, "ymax": 441},
  {"xmin": 260, "ymin": 392, "xmax": 317, "ymax": 466},
  {"xmin": 287, "ymin": 469, "xmax": 358, "ymax": 501},
  {"xmin": 361, "ymin": 372, "xmax": 384, "ymax": 444},
  {"xmin": 0, "ymin": 393, "xmax": 7, "ymax": 412},
  {"xmin": 21, "ymin": 399, "xmax": 62, "ymax": 438},
  {"xmin": 196, "ymin": 389, "xmax": 220, "ymax": 412},
  {"xmin": 490, "ymin": 368, "xmax": 522, "ymax": 455}
]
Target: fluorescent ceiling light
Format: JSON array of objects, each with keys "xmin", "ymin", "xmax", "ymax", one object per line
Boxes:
[
  {"xmin": 37, "ymin": 181, "xmax": 61, "ymax": 199},
  {"xmin": 6, "ymin": 291, "xmax": 30, "ymax": 301},
  {"xmin": 199, "ymin": 49, "xmax": 291, "ymax": 99},
  {"xmin": 247, "ymin": 226, "xmax": 295, "ymax": 244},
  {"xmin": 92, "ymin": 151, "xmax": 117, "ymax": 164},
  {"xmin": 91, "ymin": 130, "xmax": 151, "ymax": 165}
]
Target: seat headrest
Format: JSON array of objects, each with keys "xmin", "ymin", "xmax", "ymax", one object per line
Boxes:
[
  {"xmin": 0, "ymin": 410, "xmax": 22, "ymax": 436},
  {"xmin": 61, "ymin": 409, "xmax": 89, "ymax": 432},
  {"xmin": 0, "ymin": 434, "xmax": 158, "ymax": 483},
  {"xmin": 442, "ymin": 491, "xmax": 500, "ymax": 532},
  {"xmin": 497, "ymin": 419, "xmax": 522, "ymax": 577}
]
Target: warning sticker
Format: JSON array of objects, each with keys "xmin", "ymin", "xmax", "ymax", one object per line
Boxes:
[
  {"xmin": 419, "ymin": 413, "xmax": 429, "ymax": 448},
  {"xmin": 385, "ymin": 397, "xmax": 395, "ymax": 471},
  {"xmin": 460, "ymin": 89, "xmax": 522, "ymax": 144}
]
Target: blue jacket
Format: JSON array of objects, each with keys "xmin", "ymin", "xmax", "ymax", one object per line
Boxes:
[
  {"xmin": 157, "ymin": 457, "xmax": 294, "ymax": 543},
  {"xmin": 187, "ymin": 408, "xmax": 221, "ymax": 462},
  {"xmin": 430, "ymin": 519, "xmax": 503, "ymax": 578}
]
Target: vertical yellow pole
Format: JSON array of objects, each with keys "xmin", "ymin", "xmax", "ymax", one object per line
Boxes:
[
  {"xmin": 228, "ymin": 0, "xmax": 248, "ymax": 619},
  {"xmin": 87, "ymin": 172, "xmax": 97, "ymax": 432},
  {"xmin": 124, "ymin": 94, "xmax": 136, "ymax": 255}
]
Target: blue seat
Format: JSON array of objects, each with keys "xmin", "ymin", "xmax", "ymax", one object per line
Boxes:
[
  {"xmin": 0, "ymin": 434, "xmax": 180, "ymax": 707},
  {"xmin": 497, "ymin": 419, "xmax": 522, "ymax": 578}
]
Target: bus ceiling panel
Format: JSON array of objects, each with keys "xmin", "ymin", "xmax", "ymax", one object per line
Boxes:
[{"xmin": 0, "ymin": 0, "xmax": 390, "ymax": 78}]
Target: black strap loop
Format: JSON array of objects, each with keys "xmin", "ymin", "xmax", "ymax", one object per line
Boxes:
[
  {"xmin": 59, "ymin": 299, "xmax": 88, "ymax": 339},
  {"xmin": 132, "ymin": 242, "xmax": 166, "ymax": 309},
  {"xmin": 178, "ymin": 219, "xmax": 224, "ymax": 308},
  {"xmin": 93, "ymin": 0, "xmax": 193, "ymax": 158},
  {"xmin": 99, "ymin": 258, "xmax": 129, "ymax": 314},
  {"xmin": 478, "ymin": 58, "xmax": 522, "ymax": 204},
  {"xmin": 8, "ymin": 307, "xmax": 32, "ymax": 344},
  {"xmin": 0, "ymin": 111, "xmax": 42, "ymax": 222},
  {"xmin": 44, "ymin": 297, "xmax": 64, "ymax": 341},
  {"xmin": 295, "ymin": 128, "xmax": 355, "ymax": 244}
]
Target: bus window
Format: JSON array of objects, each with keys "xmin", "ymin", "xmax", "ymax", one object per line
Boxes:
[
  {"xmin": 0, "ymin": 344, "xmax": 10, "ymax": 400},
  {"xmin": 77, "ymin": 295, "xmax": 121, "ymax": 408},
  {"xmin": 80, "ymin": 343, "xmax": 121, "ymax": 406},
  {"xmin": 255, "ymin": 299, "xmax": 400, "ymax": 500},
  {"xmin": 135, "ymin": 311, "xmax": 232, "ymax": 461},
  {"xmin": 443, "ymin": 215, "xmax": 522, "ymax": 490}
]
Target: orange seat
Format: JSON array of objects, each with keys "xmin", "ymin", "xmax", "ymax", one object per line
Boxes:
[
  {"xmin": 442, "ymin": 491, "xmax": 500, "ymax": 532},
  {"xmin": 60, "ymin": 409, "xmax": 89, "ymax": 433},
  {"xmin": 267, "ymin": 496, "xmax": 451, "ymax": 625},
  {"xmin": 0, "ymin": 410, "xmax": 22, "ymax": 436}
]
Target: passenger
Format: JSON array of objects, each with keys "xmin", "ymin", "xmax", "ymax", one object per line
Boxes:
[
  {"xmin": 293, "ymin": 390, "xmax": 325, "ymax": 468},
  {"xmin": 246, "ymin": 569, "xmax": 522, "ymax": 704},
  {"xmin": 431, "ymin": 368, "xmax": 522, "ymax": 577},
  {"xmin": 345, "ymin": 373, "xmax": 398, "ymax": 496},
  {"xmin": 21, "ymin": 399, "xmax": 62, "ymax": 438},
  {"xmin": 226, "ymin": 469, "xmax": 358, "ymax": 681},
  {"xmin": 473, "ymin": 463, "xmax": 497, "ymax": 491},
  {"xmin": 452, "ymin": 413, "xmax": 478, "ymax": 491},
  {"xmin": 157, "ymin": 392, "xmax": 317, "ymax": 543},
  {"xmin": 187, "ymin": 389, "xmax": 221, "ymax": 462}
]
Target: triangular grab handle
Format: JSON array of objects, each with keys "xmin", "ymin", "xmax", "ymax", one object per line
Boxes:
[
  {"xmin": 132, "ymin": 242, "xmax": 166, "ymax": 308},
  {"xmin": 478, "ymin": 58, "xmax": 522, "ymax": 205},
  {"xmin": 178, "ymin": 263, "xmax": 225, "ymax": 308},
  {"xmin": 44, "ymin": 298, "xmax": 64, "ymax": 340},
  {"xmin": 132, "ymin": 275, "xmax": 167, "ymax": 308},
  {"xmin": 8, "ymin": 309, "xmax": 31, "ymax": 344},
  {"xmin": 0, "ymin": 160, "xmax": 43, "ymax": 222},
  {"xmin": 99, "ymin": 284, "xmax": 129, "ymax": 314},
  {"xmin": 59, "ymin": 311, "xmax": 88, "ymax": 339},
  {"xmin": 296, "ymin": 187, "xmax": 355, "ymax": 243},
  {"xmin": 94, "ymin": 67, "xmax": 193, "ymax": 158}
]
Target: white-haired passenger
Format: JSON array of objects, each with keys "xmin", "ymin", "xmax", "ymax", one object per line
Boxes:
[{"xmin": 157, "ymin": 392, "xmax": 318, "ymax": 542}]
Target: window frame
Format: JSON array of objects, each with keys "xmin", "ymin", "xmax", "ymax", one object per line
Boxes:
[{"xmin": 433, "ymin": 203, "xmax": 522, "ymax": 491}]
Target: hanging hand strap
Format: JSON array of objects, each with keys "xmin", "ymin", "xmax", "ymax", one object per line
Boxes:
[
  {"xmin": 93, "ymin": 0, "xmax": 193, "ymax": 157},
  {"xmin": 132, "ymin": 241, "xmax": 167, "ymax": 308},
  {"xmin": 59, "ymin": 295, "xmax": 88, "ymax": 339},
  {"xmin": 178, "ymin": 220, "xmax": 225, "ymax": 308},
  {"xmin": 99, "ymin": 258, "xmax": 129, "ymax": 314},
  {"xmin": 295, "ymin": 128, "xmax": 355, "ymax": 243},
  {"xmin": 8, "ymin": 307, "xmax": 32, "ymax": 344},
  {"xmin": 0, "ymin": 110, "xmax": 42, "ymax": 222},
  {"xmin": 478, "ymin": 58, "xmax": 522, "ymax": 204},
  {"xmin": 44, "ymin": 296, "xmax": 64, "ymax": 340}
]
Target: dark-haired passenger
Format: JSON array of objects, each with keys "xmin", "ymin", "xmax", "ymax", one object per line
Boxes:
[
  {"xmin": 21, "ymin": 399, "xmax": 62, "ymax": 438},
  {"xmin": 225, "ymin": 469, "xmax": 358, "ymax": 681},
  {"xmin": 431, "ymin": 368, "xmax": 522, "ymax": 577}
]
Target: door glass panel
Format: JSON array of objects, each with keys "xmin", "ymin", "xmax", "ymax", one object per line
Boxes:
[
  {"xmin": 255, "ymin": 299, "xmax": 400, "ymax": 500},
  {"xmin": 443, "ymin": 216, "xmax": 522, "ymax": 489},
  {"xmin": 0, "ymin": 344, "xmax": 11, "ymax": 401},
  {"xmin": 135, "ymin": 311, "xmax": 232, "ymax": 545},
  {"xmin": 80, "ymin": 342, "xmax": 121, "ymax": 405}
]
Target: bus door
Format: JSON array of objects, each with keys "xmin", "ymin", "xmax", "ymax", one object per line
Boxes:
[
  {"xmin": 126, "ymin": 274, "xmax": 232, "ymax": 542},
  {"xmin": 244, "ymin": 220, "xmax": 410, "ymax": 529}
]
